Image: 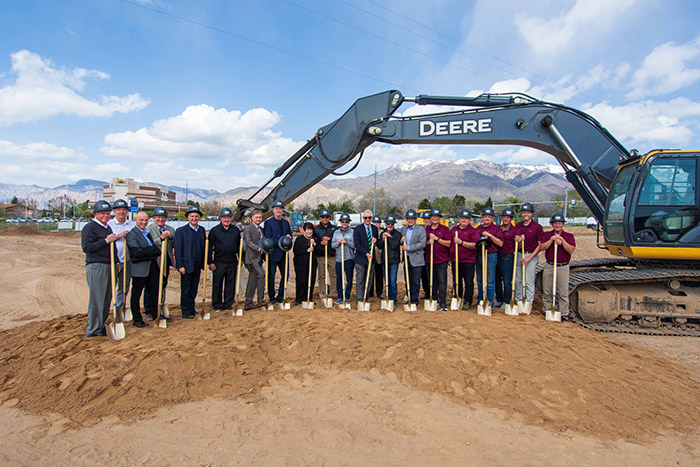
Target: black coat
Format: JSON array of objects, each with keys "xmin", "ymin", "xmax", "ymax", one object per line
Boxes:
[{"xmin": 376, "ymin": 228, "xmax": 402, "ymax": 265}]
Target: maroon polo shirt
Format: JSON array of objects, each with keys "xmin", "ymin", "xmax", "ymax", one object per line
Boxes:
[
  {"xmin": 541, "ymin": 230, "xmax": 576, "ymax": 263},
  {"xmin": 425, "ymin": 223, "xmax": 452, "ymax": 264},
  {"xmin": 450, "ymin": 225, "xmax": 479, "ymax": 263},
  {"xmin": 499, "ymin": 224, "xmax": 517, "ymax": 255},
  {"xmin": 515, "ymin": 220, "xmax": 544, "ymax": 253},
  {"xmin": 476, "ymin": 222, "xmax": 503, "ymax": 254}
]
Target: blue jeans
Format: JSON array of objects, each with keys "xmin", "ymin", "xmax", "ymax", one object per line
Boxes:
[
  {"xmin": 495, "ymin": 254, "xmax": 514, "ymax": 304},
  {"xmin": 476, "ymin": 252, "xmax": 497, "ymax": 303},
  {"xmin": 384, "ymin": 263, "xmax": 399, "ymax": 302},
  {"xmin": 336, "ymin": 260, "xmax": 354, "ymax": 301}
]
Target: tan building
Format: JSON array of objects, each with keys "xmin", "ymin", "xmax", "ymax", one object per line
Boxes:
[{"xmin": 102, "ymin": 178, "xmax": 179, "ymax": 214}]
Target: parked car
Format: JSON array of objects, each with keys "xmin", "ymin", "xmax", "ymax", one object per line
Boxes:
[{"xmin": 6, "ymin": 218, "xmax": 19, "ymax": 224}]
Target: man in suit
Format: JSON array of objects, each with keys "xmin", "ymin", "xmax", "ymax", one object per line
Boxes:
[
  {"xmin": 144, "ymin": 206, "xmax": 174, "ymax": 320},
  {"xmin": 243, "ymin": 209, "xmax": 266, "ymax": 309},
  {"xmin": 263, "ymin": 200, "xmax": 292, "ymax": 304},
  {"xmin": 207, "ymin": 207, "xmax": 241, "ymax": 312},
  {"xmin": 174, "ymin": 205, "xmax": 207, "ymax": 319},
  {"xmin": 353, "ymin": 209, "xmax": 378, "ymax": 302},
  {"xmin": 126, "ymin": 212, "xmax": 161, "ymax": 327},
  {"xmin": 400, "ymin": 209, "xmax": 426, "ymax": 306}
]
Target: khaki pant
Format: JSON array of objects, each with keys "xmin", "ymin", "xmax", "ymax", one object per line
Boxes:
[
  {"xmin": 316, "ymin": 254, "xmax": 336, "ymax": 298},
  {"xmin": 542, "ymin": 263, "xmax": 570, "ymax": 316}
]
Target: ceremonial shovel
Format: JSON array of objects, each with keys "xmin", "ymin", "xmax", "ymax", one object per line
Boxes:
[
  {"xmin": 402, "ymin": 246, "xmax": 416, "ymax": 312},
  {"xmin": 233, "ymin": 236, "xmax": 244, "ymax": 316},
  {"xmin": 279, "ymin": 249, "xmax": 291, "ymax": 310},
  {"xmin": 301, "ymin": 245, "xmax": 315, "ymax": 309},
  {"xmin": 156, "ymin": 239, "xmax": 168, "ymax": 328},
  {"xmin": 200, "ymin": 237, "xmax": 211, "ymax": 320},
  {"xmin": 504, "ymin": 242, "xmax": 519, "ymax": 316},
  {"xmin": 423, "ymin": 242, "xmax": 438, "ymax": 312},
  {"xmin": 265, "ymin": 254, "xmax": 274, "ymax": 310},
  {"xmin": 357, "ymin": 243, "xmax": 374, "ymax": 312},
  {"xmin": 450, "ymin": 231, "xmax": 462, "ymax": 310},
  {"xmin": 119, "ymin": 242, "xmax": 133, "ymax": 322},
  {"xmin": 106, "ymin": 242, "xmax": 126, "ymax": 340},
  {"xmin": 339, "ymin": 241, "xmax": 351, "ymax": 309},
  {"xmin": 321, "ymin": 245, "xmax": 333, "ymax": 308},
  {"xmin": 477, "ymin": 243, "xmax": 492, "ymax": 316},
  {"xmin": 520, "ymin": 241, "xmax": 532, "ymax": 315},
  {"xmin": 381, "ymin": 237, "xmax": 393, "ymax": 312},
  {"xmin": 545, "ymin": 243, "xmax": 562, "ymax": 322}
]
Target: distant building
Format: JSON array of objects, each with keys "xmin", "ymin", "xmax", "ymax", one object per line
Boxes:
[{"xmin": 102, "ymin": 178, "xmax": 179, "ymax": 213}]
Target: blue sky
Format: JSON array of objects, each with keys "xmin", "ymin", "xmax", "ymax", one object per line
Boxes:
[{"xmin": 1, "ymin": 0, "xmax": 699, "ymax": 192}]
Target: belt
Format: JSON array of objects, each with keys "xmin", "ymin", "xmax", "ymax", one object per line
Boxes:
[
  {"xmin": 498, "ymin": 253, "xmax": 514, "ymax": 258},
  {"xmin": 547, "ymin": 261, "xmax": 569, "ymax": 266}
]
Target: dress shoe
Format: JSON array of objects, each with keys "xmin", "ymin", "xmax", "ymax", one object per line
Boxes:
[
  {"xmin": 160, "ymin": 316, "xmax": 173, "ymax": 322},
  {"xmin": 245, "ymin": 304, "xmax": 257, "ymax": 311},
  {"xmin": 461, "ymin": 302, "xmax": 471, "ymax": 310},
  {"xmin": 133, "ymin": 321, "xmax": 149, "ymax": 328},
  {"xmin": 255, "ymin": 301, "xmax": 266, "ymax": 308},
  {"xmin": 182, "ymin": 314, "xmax": 195, "ymax": 319},
  {"xmin": 270, "ymin": 299, "xmax": 278, "ymax": 305}
]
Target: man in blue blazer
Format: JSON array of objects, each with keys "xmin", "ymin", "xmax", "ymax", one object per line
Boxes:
[
  {"xmin": 353, "ymin": 209, "xmax": 378, "ymax": 302},
  {"xmin": 263, "ymin": 201, "xmax": 292, "ymax": 304},
  {"xmin": 174, "ymin": 206, "xmax": 207, "ymax": 318}
]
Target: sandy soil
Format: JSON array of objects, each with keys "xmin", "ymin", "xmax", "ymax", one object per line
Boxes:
[{"xmin": 0, "ymin": 226, "xmax": 699, "ymax": 466}]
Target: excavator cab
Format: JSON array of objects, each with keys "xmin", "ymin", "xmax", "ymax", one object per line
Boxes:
[{"xmin": 604, "ymin": 150, "xmax": 700, "ymax": 260}]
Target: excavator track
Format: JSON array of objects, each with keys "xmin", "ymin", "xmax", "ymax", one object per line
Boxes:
[{"xmin": 536, "ymin": 258, "xmax": 700, "ymax": 337}]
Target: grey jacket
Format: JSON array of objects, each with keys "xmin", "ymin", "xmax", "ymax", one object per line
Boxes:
[
  {"xmin": 126, "ymin": 227, "xmax": 161, "ymax": 278},
  {"xmin": 147, "ymin": 222, "xmax": 175, "ymax": 268},
  {"xmin": 400, "ymin": 224, "xmax": 426, "ymax": 267},
  {"xmin": 243, "ymin": 222, "xmax": 265, "ymax": 265},
  {"xmin": 331, "ymin": 227, "xmax": 355, "ymax": 262}
]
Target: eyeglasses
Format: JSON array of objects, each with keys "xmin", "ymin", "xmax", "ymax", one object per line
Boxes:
[
  {"xmin": 363, "ymin": 216, "xmax": 372, "ymax": 219},
  {"xmin": 340, "ymin": 220, "xmax": 350, "ymax": 223},
  {"xmin": 320, "ymin": 216, "xmax": 330, "ymax": 218}
]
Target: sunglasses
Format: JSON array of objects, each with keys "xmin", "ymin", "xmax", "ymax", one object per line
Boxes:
[
  {"xmin": 320, "ymin": 216, "xmax": 330, "ymax": 218},
  {"xmin": 363, "ymin": 216, "xmax": 372, "ymax": 219},
  {"xmin": 340, "ymin": 220, "xmax": 350, "ymax": 223}
]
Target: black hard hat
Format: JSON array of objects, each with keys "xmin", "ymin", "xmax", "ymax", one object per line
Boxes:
[
  {"xmin": 186, "ymin": 205, "xmax": 203, "ymax": 216},
  {"xmin": 521, "ymin": 203, "xmax": 534, "ymax": 213},
  {"xmin": 429, "ymin": 207, "xmax": 442, "ymax": 217},
  {"xmin": 278, "ymin": 236, "xmax": 293, "ymax": 251},
  {"xmin": 113, "ymin": 199, "xmax": 128, "ymax": 209},
  {"xmin": 93, "ymin": 200, "xmax": 111, "ymax": 213},
  {"xmin": 319, "ymin": 209, "xmax": 331, "ymax": 217},
  {"xmin": 476, "ymin": 235, "xmax": 492, "ymax": 250},
  {"xmin": 259, "ymin": 238, "xmax": 275, "ymax": 255},
  {"xmin": 501, "ymin": 208, "xmax": 514, "ymax": 218},
  {"xmin": 339, "ymin": 213, "xmax": 351, "ymax": 222},
  {"xmin": 385, "ymin": 214, "xmax": 396, "ymax": 224},
  {"xmin": 420, "ymin": 211, "xmax": 430, "ymax": 219},
  {"xmin": 551, "ymin": 213, "xmax": 566, "ymax": 223},
  {"xmin": 219, "ymin": 207, "xmax": 233, "ymax": 218},
  {"xmin": 482, "ymin": 207, "xmax": 495, "ymax": 216},
  {"xmin": 405, "ymin": 209, "xmax": 417, "ymax": 219},
  {"xmin": 372, "ymin": 215, "xmax": 382, "ymax": 223},
  {"xmin": 458, "ymin": 209, "xmax": 472, "ymax": 218},
  {"xmin": 153, "ymin": 206, "xmax": 168, "ymax": 217},
  {"xmin": 270, "ymin": 200, "xmax": 284, "ymax": 209}
]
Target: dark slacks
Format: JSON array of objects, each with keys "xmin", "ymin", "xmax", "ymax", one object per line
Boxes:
[
  {"xmin": 212, "ymin": 261, "xmax": 237, "ymax": 310},
  {"xmin": 421, "ymin": 262, "xmax": 430, "ymax": 297},
  {"xmin": 180, "ymin": 266, "xmax": 202, "ymax": 317},
  {"xmin": 427, "ymin": 262, "xmax": 448, "ymax": 307},
  {"xmin": 370, "ymin": 259, "xmax": 384, "ymax": 297},
  {"xmin": 451, "ymin": 262, "xmax": 475, "ymax": 304},
  {"xmin": 294, "ymin": 255, "xmax": 317, "ymax": 303},
  {"xmin": 143, "ymin": 270, "xmax": 168, "ymax": 316},
  {"xmin": 268, "ymin": 255, "xmax": 288, "ymax": 302},
  {"xmin": 130, "ymin": 261, "xmax": 159, "ymax": 323},
  {"xmin": 405, "ymin": 258, "xmax": 422, "ymax": 304},
  {"xmin": 495, "ymin": 254, "xmax": 514, "ymax": 304}
]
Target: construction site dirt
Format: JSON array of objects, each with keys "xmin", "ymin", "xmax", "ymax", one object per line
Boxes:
[{"xmin": 1, "ymin": 226, "xmax": 699, "ymax": 465}]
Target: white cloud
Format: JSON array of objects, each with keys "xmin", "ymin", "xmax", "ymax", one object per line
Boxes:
[
  {"xmin": 515, "ymin": 0, "xmax": 636, "ymax": 57},
  {"xmin": 627, "ymin": 35, "xmax": 700, "ymax": 99},
  {"xmin": 0, "ymin": 50, "xmax": 149, "ymax": 126}
]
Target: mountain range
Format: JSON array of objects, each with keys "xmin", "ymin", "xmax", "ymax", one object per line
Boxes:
[{"xmin": 0, "ymin": 159, "xmax": 571, "ymax": 209}]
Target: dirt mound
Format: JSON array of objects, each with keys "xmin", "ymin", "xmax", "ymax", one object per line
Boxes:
[
  {"xmin": 52, "ymin": 230, "xmax": 82, "ymax": 238},
  {"xmin": 1, "ymin": 308, "xmax": 699, "ymax": 442},
  {"xmin": 0, "ymin": 226, "xmax": 49, "ymax": 236}
]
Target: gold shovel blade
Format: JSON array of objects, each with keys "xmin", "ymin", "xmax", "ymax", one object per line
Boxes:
[
  {"xmin": 477, "ymin": 300, "xmax": 485, "ymax": 315},
  {"xmin": 521, "ymin": 302, "xmax": 532, "ymax": 315},
  {"xmin": 157, "ymin": 318, "xmax": 167, "ymax": 329},
  {"xmin": 203, "ymin": 312, "xmax": 211, "ymax": 320},
  {"xmin": 321, "ymin": 298, "xmax": 334, "ymax": 308},
  {"xmin": 450, "ymin": 298, "xmax": 462, "ymax": 311},
  {"xmin": 107, "ymin": 322, "xmax": 126, "ymax": 340}
]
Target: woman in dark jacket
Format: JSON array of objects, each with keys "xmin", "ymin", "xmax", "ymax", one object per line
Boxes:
[
  {"xmin": 293, "ymin": 223, "xmax": 317, "ymax": 305},
  {"xmin": 375, "ymin": 215, "xmax": 402, "ymax": 304}
]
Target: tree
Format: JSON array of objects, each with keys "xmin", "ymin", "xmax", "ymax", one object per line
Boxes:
[
  {"xmin": 550, "ymin": 189, "xmax": 591, "ymax": 218},
  {"xmin": 472, "ymin": 197, "xmax": 493, "ymax": 215},
  {"xmin": 10, "ymin": 196, "xmax": 18, "ymax": 205},
  {"xmin": 356, "ymin": 188, "xmax": 396, "ymax": 215},
  {"xmin": 417, "ymin": 198, "xmax": 431, "ymax": 209},
  {"xmin": 432, "ymin": 196, "xmax": 452, "ymax": 215}
]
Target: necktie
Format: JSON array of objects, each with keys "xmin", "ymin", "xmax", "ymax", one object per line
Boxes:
[
  {"xmin": 367, "ymin": 225, "xmax": 372, "ymax": 245},
  {"xmin": 143, "ymin": 229, "xmax": 153, "ymax": 246}
]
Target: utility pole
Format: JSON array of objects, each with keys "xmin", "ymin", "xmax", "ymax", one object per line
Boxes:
[{"xmin": 373, "ymin": 165, "xmax": 377, "ymax": 214}]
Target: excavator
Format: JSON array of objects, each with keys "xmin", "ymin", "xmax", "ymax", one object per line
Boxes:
[{"xmin": 232, "ymin": 90, "xmax": 700, "ymax": 336}]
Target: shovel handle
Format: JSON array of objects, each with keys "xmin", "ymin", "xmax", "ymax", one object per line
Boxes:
[
  {"xmin": 454, "ymin": 230, "xmax": 459, "ymax": 300},
  {"xmin": 202, "ymin": 237, "xmax": 209, "ymax": 304},
  {"xmin": 307, "ymin": 243, "xmax": 314, "ymax": 299},
  {"xmin": 552, "ymin": 242, "xmax": 558, "ymax": 303},
  {"xmin": 403, "ymin": 244, "xmax": 411, "ymax": 300},
  {"xmin": 384, "ymin": 236, "xmax": 389, "ymax": 299},
  {"xmin": 234, "ymin": 233, "xmax": 243, "ymax": 299}
]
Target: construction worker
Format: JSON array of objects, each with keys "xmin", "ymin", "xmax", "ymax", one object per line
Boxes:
[
  {"xmin": 207, "ymin": 207, "xmax": 241, "ymax": 313},
  {"xmin": 450, "ymin": 209, "xmax": 478, "ymax": 310},
  {"xmin": 144, "ymin": 206, "xmax": 174, "ymax": 321},
  {"xmin": 540, "ymin": 214, "xmax": 576, "ymax": 320},
  {"xmin": 425, "ymin": 207, "xmax": 452, "ymax": 311},
  {"xmin": 126, "ymin": 212, "xmax": 161, "ymax": 327},
  {"xmin": 419, "ymin": 210, "xmax": 432, "ymax": 299},
  {"xmin": 107, "ymin": 198, "xmax": 134, "ymax": 312},
  {"xmin": 81, "ymin": 200, "xmax": 117, "ymax": 337},
  {"xmin": 475, "ymin": 208, "xmax": 504, "ymax": 306},
  {"xmin": 243, "ymin": 210, "xmax": 266, "ymax": 310},
  {"xmin": 353, "ymin": 210, "xmax": 378, "ymax": 303},
  {"xmin": 332, "ymin": 213, "xmax": 355, "ymax": 304},
  {"xmin": 400, "ymin": 209, "xmax": 426, "ymax": 306},
  {"xmin": 514, "ymin": 203, "xmax": 544, "ymax": 309},
  {"xmin": 293, "ymin": 222, "xmax": 317, "ymax": 305},
  {"xmin": 174, "ymin": 205, "xmax": 207, "ymax": 319},
  {"xmin": 263, "ymin": 200, "xmax": 292, "ymax": 305},
  {"xmin": 370, "ymin": 215, "xmax": 383, "ymax": 298},
  {"xmin": 313, "ymin": 209, "xmax": 336, "ymax": 301},
  {"xmin": 375, "ymin": 214, "xmax": 402, "ymax": 305},
  {"xmin": 495, "ymin": 208, "xmax": 517, "ymax": 308}
]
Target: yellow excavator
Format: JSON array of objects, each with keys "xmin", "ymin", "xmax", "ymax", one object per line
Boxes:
[{"xmin": 232, "ymin": 90, "xmax": 699, "ymax": 335}]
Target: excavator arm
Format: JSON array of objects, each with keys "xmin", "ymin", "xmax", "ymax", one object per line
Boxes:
[{"xmin": 233, "ymin": 90, "xmax": 631, "ymax": 224}]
